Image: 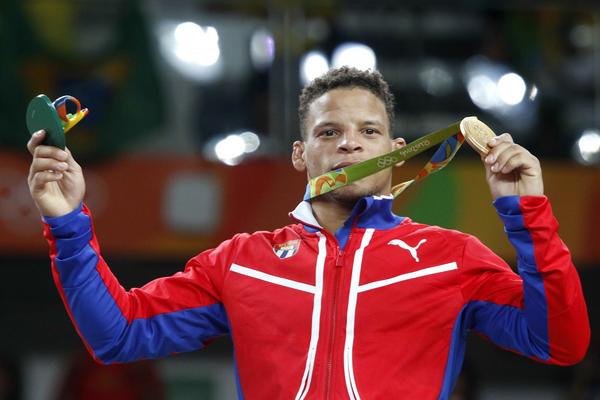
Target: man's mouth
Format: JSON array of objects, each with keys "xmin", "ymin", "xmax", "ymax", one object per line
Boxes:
[{"xmin": 331, "ymin": 161, "xmax": 361, "ymax": 171}]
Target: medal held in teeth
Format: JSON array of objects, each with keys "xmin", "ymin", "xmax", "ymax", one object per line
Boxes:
[{"xmin": 304, "ymin": 116, "xmax": 499, "ymax": 200}]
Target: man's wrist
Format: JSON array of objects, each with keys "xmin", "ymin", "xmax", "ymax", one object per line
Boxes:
[
  {"xmin": 43, "ymin": 203, "xmax": 89, "ymax": 239},
  {"xmin": 43, "ymin": 202, "xmax": 83, "ymax": 227},
  {"xmin": 493, "ymin": 195, "xmax": 548, "ymax": 232}
]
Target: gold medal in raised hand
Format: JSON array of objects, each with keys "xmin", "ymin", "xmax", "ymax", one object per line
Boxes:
[{"xmin": 460, "ymin": 116, "xmax": 497, "ymax": 155}]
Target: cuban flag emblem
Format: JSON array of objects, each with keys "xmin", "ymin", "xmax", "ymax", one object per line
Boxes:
[{"xmin": 273, "ymin": 239, "xmax": 300, "ymax": 259}]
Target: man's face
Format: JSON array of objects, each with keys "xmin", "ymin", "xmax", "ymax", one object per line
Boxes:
[{"xmin": 292, "ymin": 88, "xmax": 405, "ymax": 204}]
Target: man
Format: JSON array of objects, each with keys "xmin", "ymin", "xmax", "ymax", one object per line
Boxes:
[{"xmin": 27, "ymin": 67, "xmax": 589, "ymax": 399}]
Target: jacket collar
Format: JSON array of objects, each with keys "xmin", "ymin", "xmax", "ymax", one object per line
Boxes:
[{"xmin": 289, "ymin": 195, "xmax": 405, "ymax": 248}]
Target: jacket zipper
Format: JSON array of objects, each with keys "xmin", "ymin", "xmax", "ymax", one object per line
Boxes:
[{"xmin": 325, "ymin": 246, "xmax": 344, "ymax": 400}]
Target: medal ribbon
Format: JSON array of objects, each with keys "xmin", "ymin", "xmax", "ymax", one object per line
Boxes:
[{"xmin": 303, "ymin": 121, "xmax": 466, "ymax": 200}]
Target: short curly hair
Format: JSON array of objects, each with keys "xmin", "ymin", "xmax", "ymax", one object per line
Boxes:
[{"xmin": 298, "ymin": 66, "xmax": 395, "ymax": 139}]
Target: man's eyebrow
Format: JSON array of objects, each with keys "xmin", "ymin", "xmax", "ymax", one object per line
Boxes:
[
  {"xmin": 313, "ymin": 120, "xmax": 384, "ymax": 129},
  {"xmin": 313, "ymin": 121, "xmax": 340, "ymax": 129},
  {"xmin": 362, "ymin": 120, "xmax": 384, "ymax": 126}
]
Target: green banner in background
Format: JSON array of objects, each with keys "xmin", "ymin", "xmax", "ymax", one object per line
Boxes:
[
  {"xmin": 0, "ymin": 0, "xmax": 164, "ymax": 160},
  {"xmin": 399, "ymin": 167, "xmax": 459, "ymax": 230}
]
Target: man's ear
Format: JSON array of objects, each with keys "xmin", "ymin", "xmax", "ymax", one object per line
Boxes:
[
  {"xmin": 392, "ymin": 137, "xmax": 406, "ymax": 168},
  {"xmin": 291, "ymin": 140, "xmax": 306, "ymax": 172}
]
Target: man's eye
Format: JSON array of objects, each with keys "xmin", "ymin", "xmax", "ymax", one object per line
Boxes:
[
  {"xmin": 364, "ymin": 128, "xmax": 377, "ymax": 135},
  {"xmin": 321, "ymin": 129, "xmax": 337, "ymax": 137}
]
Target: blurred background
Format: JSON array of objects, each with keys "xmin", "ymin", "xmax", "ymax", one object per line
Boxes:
[{"xmin": 1, "ymin": 0, "xmax": 599, "ymax": 399}]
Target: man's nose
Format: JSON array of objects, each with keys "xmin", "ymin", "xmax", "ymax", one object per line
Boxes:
[{"xmin": 337, "ymin": 131, "xmax": 363, "ymax": 152}]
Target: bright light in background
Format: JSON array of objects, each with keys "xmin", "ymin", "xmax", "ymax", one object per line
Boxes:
[
  {"xmin": 529, "ymin": 84, "xmax": 538, "ymax": 101},
  {"xmin": 467, "ymin": 75, "xmax": 501, "ymax": 110},
  {"xmin": 240, "ymin": 131, "xmax": 260, "ymax": 152},
  {"xmin": 300, "ymin": 51, "xmax": 329, "ymax": 85},
  {"xmin": 331, "ymin": 42, "xmax": 376, "ymax": 71},
  {"xmin": 497, "ymin": 73, "xmax": 526, "ymax": 105},
  {"xmin": 418, "ymin": 62, "xmax": 454, "ymax": 96},
  {"xmin": 466, "ymin": 72, "xmax": 527, "ymax": 109},
  {"xmin": 574, "ymin": 129, "xmax": 600, "ymax": 165},
  {"xmin": 570, "ymin": 24, "xmax": 594, "ymax": 48},
  {"xmin": 174, "ymin": 22, "xmax": 220, "ymax": 66},
  {"xmin": 213, "ymin": 131, "xmax": 262, "ymax": 166},
  {"xmin": 159, "ymin": 21, "xmax": 223, "ymax": 82},
  {"xmin": 463, "ymin": 57, "xmax": 538, "ymax": 134},
  {"xmin": 250, "ymin": 29, "xmax": 275, "ymax": 70},
  {"xmin": 215, "ymin": 135, "xmax": 246, "ymax": 165},
  {"xmin": 300, "ymin": 43, "xmax": 376, "ymax": 85}
]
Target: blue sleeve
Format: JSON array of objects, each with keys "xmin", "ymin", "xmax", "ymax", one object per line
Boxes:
[{"xmin": 44, "ymin": 203, "xmax": 230, "ymax": 364}]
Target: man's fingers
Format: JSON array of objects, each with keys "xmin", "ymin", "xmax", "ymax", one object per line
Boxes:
[
  {"xmin": 484, "ymin": 141, "xmax": 513, "ymax": 166},
  {"xmin": 490, "ymin": 146, "xmax": 538, "ymax": 174},
  {"xmin": 28, "ymin": 131, "xmax": 70, "ymax": 162},
  {"xmin": 487, "ymin": 132, "xmax": 514, "ymax": 148},
  {"xmin": 30, "ymin": 157, "xmax": 69, "ymax": 175},
  {"xmin": 33, "ymin": 145, "xmax": 69, "ymax": 162},
  {"xmin": 495, "ymin": 153, "xmax": 525, "ymax": 174},
  {"xmin": 30, "ymin": 171, "xmax": 63, "ymax": 191},
  {"xmin": 63, "ymin": 147, "xmax": 81, "ymax": 169},
  {"xmin": 27, "ymin": 130, "xmax": 46, "ymax": 155},
  {"xmin": 490, "ymin": 144, "xmax": 522, "ymax": 173}
]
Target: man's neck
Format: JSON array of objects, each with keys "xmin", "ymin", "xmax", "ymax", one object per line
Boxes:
[{"xmin": 310, "ymin": 197, "xmax": 357, "ymax": 234}]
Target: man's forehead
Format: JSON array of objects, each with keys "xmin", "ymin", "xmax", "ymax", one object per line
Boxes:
[{"xmin": 307, "ymin": 88, "xmax": 387, "ymax": 126}]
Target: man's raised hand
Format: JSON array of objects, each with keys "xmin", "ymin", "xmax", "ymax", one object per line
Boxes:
[
  {"xmin": 27, "ymin": 130, "xmax": 86, "ymax": 217},
  {"xmin": 482, "ymin": 133, "xmax": 544, "ymax": 200}
]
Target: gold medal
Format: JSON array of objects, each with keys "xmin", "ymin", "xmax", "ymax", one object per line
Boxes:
[{"xmin": 460, "ymin": 116, "xmax": 496, "ymax": 155}]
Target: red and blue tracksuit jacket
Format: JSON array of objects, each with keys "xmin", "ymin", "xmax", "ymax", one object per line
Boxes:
[{"xmin": 43, "ymin": 194, "xmax": 590, "ymax": 399}]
